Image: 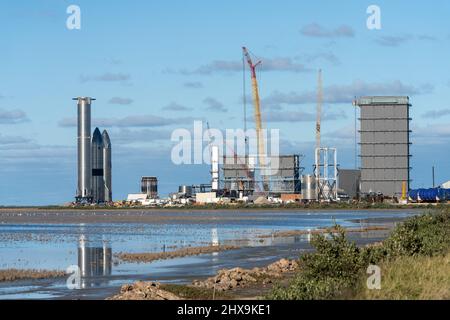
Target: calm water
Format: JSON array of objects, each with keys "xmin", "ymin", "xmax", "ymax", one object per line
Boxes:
[{"xmin": 0, "ymin": 209, "xmax": 419, "ymax": 299}]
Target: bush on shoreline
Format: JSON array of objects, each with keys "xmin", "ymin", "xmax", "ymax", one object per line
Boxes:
[{"xmin": 268, "ymin": 207, "xmax": 450, "ymax": 300}]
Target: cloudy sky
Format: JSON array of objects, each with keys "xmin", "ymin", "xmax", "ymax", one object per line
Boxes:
[{"xmin": 1, "ymin": 0, "xmax": 450, "ymax": 205}]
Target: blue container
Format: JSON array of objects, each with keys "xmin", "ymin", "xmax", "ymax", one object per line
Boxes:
[
  {"xmin": 408, "ymin": 189, "xmax": 419, "ymax": 201},
  {"xmin": 409, "ymin": 187, "xmax": 450, "ymax": 202}
]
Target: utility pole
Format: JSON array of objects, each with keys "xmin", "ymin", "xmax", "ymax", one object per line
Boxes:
[{"xmin": 432, "ymin": 166, "xmax": 435, "ymax": 188}]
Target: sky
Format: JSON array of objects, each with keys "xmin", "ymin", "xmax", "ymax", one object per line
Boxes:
[{"xmin": 1, "ymin": 0, "xmax": 450, "ymax": 205}]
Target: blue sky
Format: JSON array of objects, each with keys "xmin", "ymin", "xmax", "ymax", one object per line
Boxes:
[{"xmin": 1, "ymin": 0, "xmax": 450, "ymax": 205}]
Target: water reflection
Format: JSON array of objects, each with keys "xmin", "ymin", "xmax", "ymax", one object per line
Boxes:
[{"xmin": 78, "ymin": 235, "xmax": 112, "ymax": 288}]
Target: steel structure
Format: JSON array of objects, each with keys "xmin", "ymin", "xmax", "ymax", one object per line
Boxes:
[
  {"xmin": 73, "ymin": 97, "xmax": 112, "ymax": 204},
  {"xmin": 355, "ymin": 96, "xmax": 411, "ymax": 197},
  {"xmin": 222, "ymin": 155, "xmax": 256, "ymax": 195},
  {"xmin": 242, "ymin": 47, "xmax": 269, "ymax": 192},
  {"xmin": 301, "ymin": 175, "xmax": 317, "ymax": 201},
  {"xmin": 222, "ymin": 154, "xmax": 302, "ymax": 196},
  {"xmin": 314, "ymin": 147, "xmax": 338, "ymax": 201},
  {"xmin": 91, "ymin": 128, "xmax": 105, "ymax": 203},
  {"xmin": 74, "ymin": 97, "xmax": 95, "ymax": 203},
  {"xmin": 102, "ymin": 130, "xmax": 112, "ymax": 202},
  {"xmin": 316, "ymin": 69, "xmax": 322, "ymax": 157},
  {"xmin": 141, "ymin": 176, "xmax": 158, "ymax": 199},
  {"xmin": 211, "ymin": 145, "xmax": 220, "ymax": 191}
]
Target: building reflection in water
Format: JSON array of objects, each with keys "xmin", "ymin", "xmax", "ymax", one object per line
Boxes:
[
  {"xmin": 78, "ymin": 235, "xmax": 112, "ymax": 288},
  {"xmin": 211, "ymin": 228, "xmax": 219, "ymax": 261},
  {"xmin": 211, "ymin": 228, "xmax": 219, "ymax": 247}
]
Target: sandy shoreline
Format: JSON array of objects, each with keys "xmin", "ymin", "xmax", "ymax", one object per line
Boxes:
[{"xmin": 0, "ymin": 208, "xmax": 419, "ymax": 224}]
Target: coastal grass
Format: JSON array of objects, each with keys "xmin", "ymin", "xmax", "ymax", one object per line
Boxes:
[
  {"xmin": 356, "ymin": 251, "xmax": 450, "ymax": 300},
  {"xmin": 268, "ymin": 206, "xmax": 450, "ymax": 300},
  {"xmin": 160, "ymin": 284, "xmax": 233, "ymax": 300},
  {"xmin": 115, "ymin": 245, "xmax": 239, "ymax": 263},
  {"xmin": 0, "ymin": 269, "xmax": 66, "ymax": 282}
]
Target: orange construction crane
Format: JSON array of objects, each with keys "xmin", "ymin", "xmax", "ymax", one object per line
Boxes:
[{"xmin": 242, "ymin": 47, "xmax": 269, "ymax": 192}]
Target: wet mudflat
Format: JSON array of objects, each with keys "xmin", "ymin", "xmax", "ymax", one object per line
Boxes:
[{"xmin": 0, "ymin": 209, "xmax": 420, "ymax": 299}]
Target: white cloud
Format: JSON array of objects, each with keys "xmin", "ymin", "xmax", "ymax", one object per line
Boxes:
[
  {"xmin": 0, "ymin": 108, "xmax": 29, "ymax": 124},
  {"xmin": 263, "ymin": 80, "xmax": 433, "ymax": 106},
  {"xmin": 203, "ymin": 97, "xmax": 227, "ymax": 112},
  {"xmin": 80, "ymin": 72, "xmax": 130, "ymax": 83},
  {"xmin": 300, "ymin": 23, "xmax": 354, "ymax": 38},
  {"xmin": 108, "ymin": 97, "xmax": 134, "ymax": 105}
]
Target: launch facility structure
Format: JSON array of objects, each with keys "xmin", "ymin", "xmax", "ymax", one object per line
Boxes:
[{"xmin": 74, "ymin": 97, "xmax": 112, "ymax": 204}]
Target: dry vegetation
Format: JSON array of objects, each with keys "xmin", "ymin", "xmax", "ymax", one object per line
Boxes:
[
  {"xmin": 357, "ymin": 251, "xmax": 450, "ymax": 300},
  {"xmin": 0, "ymin": 269, "xmax": 65, "ymax": 282},
  {"xmin": 115, "ymin": 245, "xmax": 239, "ymax": 263}
]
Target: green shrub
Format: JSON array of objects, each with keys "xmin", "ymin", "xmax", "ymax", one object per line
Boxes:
[
  {"xmin": 268, "ymin": 226, "xmax": 364, "ymax": 300},
  {"xmin": 383, "ymin": 210, "xmax": 450, "ymax": 258},
  {"xmin": 268, "ymin": 207, "xmax": 450, "ymax": 300}
]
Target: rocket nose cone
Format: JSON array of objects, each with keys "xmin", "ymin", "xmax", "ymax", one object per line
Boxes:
[
  {"xmin": 102, "ymin": 130, "xmax": 111, "ymax": 148},
  {"xmin": 92, "ymin": 127, "xmax": 103, "ymax": 144}
]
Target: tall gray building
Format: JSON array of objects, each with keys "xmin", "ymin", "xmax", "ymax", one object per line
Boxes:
[{"xmin": 356, "ymin": 96, "xmax": 411, "ymax": 197}]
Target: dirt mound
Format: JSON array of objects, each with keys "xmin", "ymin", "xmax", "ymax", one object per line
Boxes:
[
  {"xmin": 108, "ymin": 281, "xmax": 181, "ymax": 300},
  {"xmin": 192, "ymin": 258, "xmax": 298, "ymax": 291},
  {"xmin": 266, "ymin": 258, "xmax": 298, "ymax": 273}
]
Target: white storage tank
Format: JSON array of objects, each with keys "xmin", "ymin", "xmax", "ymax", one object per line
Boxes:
[{"xmin": 302, "ymin": 175, "xmax": 317, "ymax": 201}]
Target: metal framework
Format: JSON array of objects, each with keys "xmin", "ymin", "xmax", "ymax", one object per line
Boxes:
[
  {"xmin": 222, "ymin": 155, "xmax": 303, "ymax": 196},
  {"xmin": 314, "ymin": 147, "xmax": 338, "ymax": 201}
]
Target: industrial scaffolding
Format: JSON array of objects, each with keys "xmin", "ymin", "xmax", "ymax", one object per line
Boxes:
[
  {"xmin": 221, "ymin": 154, "xmax": 303, "ymax": 196},
  {"xmin": 314, "ymin": 147, "xmax": 338, "ymax": 201}
]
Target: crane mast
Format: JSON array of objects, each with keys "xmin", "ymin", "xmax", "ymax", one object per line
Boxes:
[
  {"xmin": 315, "ymin": 69, "xmax": 323, "ymax": 201},
  {"xmin": 316, "ymin": 69, "xmax": 322, "ymax": 152},
  {"xmin": 242, "ymin": 47, "xmax": 268, "ymax": 192}
]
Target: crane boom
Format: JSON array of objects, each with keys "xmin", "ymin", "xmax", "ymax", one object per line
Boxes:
[{"xmin": 242, "ymin": 47, "xmax": 268, "ymax": 192}]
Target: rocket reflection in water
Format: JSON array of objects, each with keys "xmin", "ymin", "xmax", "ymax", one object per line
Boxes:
[{"xmin": 78, "ymin": 235, "xmax": 112, "ymax": 288}]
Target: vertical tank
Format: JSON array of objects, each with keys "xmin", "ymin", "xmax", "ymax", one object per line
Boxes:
[
  {"xmin": 74, "ymin": 97, "xmax": 95, "ymax": 202},
  {"xmin": 102, "ymin": 130, "xmax": 112, "ymax": 202},
  {"xmin": 211, "ymin": 145, "xmax": 219, "ymax": 191},
  {"xmin": 178, "ymin": 185, "xmax": 193, "ymax": 197},
  {"xmin": 141, "ymin": 176, "xmax": 158, "ymax": 198},
  {"xmin": 91, "ymin": 128, "xmax": 104, "ymax": 203},
  {"xmin": 302, "ymin": 175, "xmax": 317, "ymax": 201}
]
